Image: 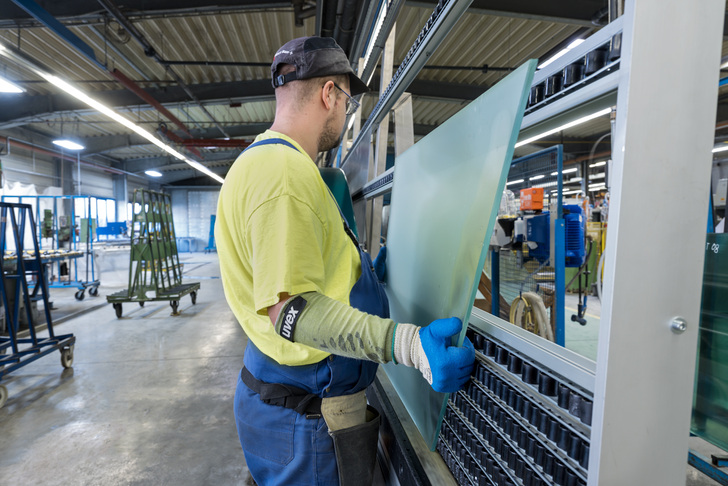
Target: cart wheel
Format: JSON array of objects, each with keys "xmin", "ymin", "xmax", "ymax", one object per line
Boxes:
[
  {"xmin": 113, "ymin": 303, "xmax": 123, "ymax": 318},
  {"xmin": 191, "ymin": 291, "xmax": 197, "ymax": 305},
  {"xmin": 89, "ymin": 286, "xmax": 99, "ymax": 297},
  {"xmin": 0, "ymin": 385, "xmax": 7, "ymax": 409},
  {"xmin": 60, "ymin": 346, "xmax": 74, "ymax": 369},
  {"xmin": 138, "ymin": 301, "xmax": 145, "ymax": 307},
  {"xmin": 170, "ymin": 300, "xmax": 179, "ymax": 314},
  {"xmin": 75, "ymin": 290, "xmax": 85, "ymax": 301}
]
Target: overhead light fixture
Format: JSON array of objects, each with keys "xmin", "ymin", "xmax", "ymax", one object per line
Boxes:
[
  {"xmin": 534, "ymin": 181, "xmax": 558, "ymax": 189},
  {"xmin": 52, "ymin": 139, "xmax": 84, "ymax": 151},
  {"xmin": 712, "ymin": 144, "xmax": 728, "ymax": 153},
  {"xmin": 589, "ymin": 182, "xmax": 606, "ymax": 189},
  {"xmin": 569, "ymin": 177, "xmax": 583, "ymax": 183},
  {"xmin": 362, "ymin": 2, "xmax": 390, "ymax": 78},
  {"xmin": 538, "ymin": 39, "xmax": 586, "ymax": 70},
  {"xmin": 529, "ymin": 174, "xmax": 545, "ymax": 181},
  {"xmin": 516, "ymin": 108, "xmax": 612, "ymax": 148},
  {"xmin": 590, "ymin": 172, "xmax": 605, "ymax": 180},
  {"xmin": 506, "ymin": 179, "xmax": 524, "ymax": 186},
  {"xmin": 145, "ymin": 170, "xmax": 163, "ymax": 177},
  {"xmin": 590, "ymin": 160, "xmax": 607, "ymax": 168},
  {"xmin": 0, "ymin": 42, "xmax": 223, "ymax": 184},
  {"xmin": 0, "ymin": 75, "xmax": 24, "ymax": 93},
  {"xmin": 550, "ymin": 168, "xmax": 579, "ymax": 176},
  {"xmin": 563, "ymin": 189, "xmax": 583, "ymax": 196}
]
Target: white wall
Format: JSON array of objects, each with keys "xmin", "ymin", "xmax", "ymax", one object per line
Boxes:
[{"xmin": 169, "ymin": 188, "xmax": 220, "ymax": 251}]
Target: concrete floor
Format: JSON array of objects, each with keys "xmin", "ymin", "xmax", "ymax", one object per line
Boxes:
[{"xmin": 0, "ymin": 252, "xmax": 252, "ymax": 485}]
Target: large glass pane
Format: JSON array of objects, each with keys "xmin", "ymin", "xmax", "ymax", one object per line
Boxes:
[
  {"xmin": 383, "ymin": 59, "xmax": 536, "ymax": 449},
  {"xmin": 692, "ymin": 233, "xmax": 728, "ymax": 449}
]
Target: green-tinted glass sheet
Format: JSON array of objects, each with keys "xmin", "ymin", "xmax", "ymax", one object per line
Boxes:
[
  {"xmin": 692, "ymin": 233, "xmax": 728, "ymax": 449},
  {"xmin": 383, "ymin": 60, "xmax": 536, "ymax": 449}
]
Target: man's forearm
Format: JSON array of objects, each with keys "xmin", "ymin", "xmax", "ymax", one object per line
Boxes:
[{"xmin": 273, "ymin": 292, "xmax": 395, "ymax": 363}]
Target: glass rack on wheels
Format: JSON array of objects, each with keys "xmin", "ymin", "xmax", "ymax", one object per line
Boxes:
[
  {"xmin": 107, "ymin": 190, "xmax": 200, "ymax": 317},
  {"xmin": 0, "ymin": 195, "xmax": 112, "ymax": 300},
  {"xmin": 0, "ymin": 202, "xmax": 75, "ymax": 409}
]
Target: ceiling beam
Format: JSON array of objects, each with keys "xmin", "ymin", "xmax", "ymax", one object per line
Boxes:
[
  {"xmin": 83, "ymin": 123, "xmax": 271, "ymax": 154},
  {"xmin": 0, "ymin": 76, "xmax": 488, "ymax": 129},
  {"xmin": 0, "ymin": 1, "xmax": 288, "ymax": 26},
  {"xmin": 0, "ymin": 79, "xmax": 275, "ymax": 129}
]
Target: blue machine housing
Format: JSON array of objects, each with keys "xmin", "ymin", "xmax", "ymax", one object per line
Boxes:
[
  {"xmin": 563, "ymin": 204, "xmax": 586, "ymax": 267},
  {"xmin": 524, "ymin": 206, "xmax": 586, "ymax": 267},
  {"xmin": 526, "ymin": 212, "xmax": 550, "ymax": 263}
]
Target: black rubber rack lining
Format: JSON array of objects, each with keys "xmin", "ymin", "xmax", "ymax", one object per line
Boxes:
[{"xmin": 437, "ymin": 326, "xmax": 593, "ymax": 486}]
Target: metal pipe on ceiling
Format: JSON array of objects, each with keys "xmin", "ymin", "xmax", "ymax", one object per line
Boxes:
[
  {"xmin": 2, "ymin": 136, "xmax": 145, "ymax": 179},
  {"xmin": 96, "ymin": 0, "xmax": 231, "ymax": 139}
]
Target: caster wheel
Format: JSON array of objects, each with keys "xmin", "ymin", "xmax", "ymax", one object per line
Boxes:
[
  {"xmin": 0, "ymin": 385, "xmax": 7, "ymax": 409},
  {"xmin": 170, "ymin": 300, "xmax": 179, "ymax": 314},
  {"xmin": 113, "ymin": 303, "xmax": 122, "ymax": 318},
  {"xmin": 191, "ymin": 291, "xmax": 197, "ymax": 305},
  {"xmin": 75, "ymin": 290, "xmax": 85, "ymax": 301},
  {"xmin": 138, "ymin": 301, "xmax": 145, "ymax": 307},
  {"xmin": 89, "ymin": 287, "xmax": 99, "ymax": 297},
  {"xmin": 61, "ymin": 346, "xmax": 74, "ymax": 368}
]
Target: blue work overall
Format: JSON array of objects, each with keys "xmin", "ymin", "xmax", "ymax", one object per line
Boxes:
[{"xmin": 233, "ymin": 139, "xmax": 390, "ymax": 485}]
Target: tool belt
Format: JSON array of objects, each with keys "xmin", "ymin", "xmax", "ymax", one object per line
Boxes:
[{"xmin": 240, "ymin": 366, "xmax": 322, "ymax": 417}]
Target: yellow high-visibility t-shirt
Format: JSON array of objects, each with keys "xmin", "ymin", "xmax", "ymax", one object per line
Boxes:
[{"xmin": 216, "ymin": 130, "xmax": 361, "ymax": 365}]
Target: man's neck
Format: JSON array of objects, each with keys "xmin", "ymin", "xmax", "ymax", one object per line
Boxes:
[{"xmin": 269, "ymin": 120, "xmax": 318, "ymax": 161}]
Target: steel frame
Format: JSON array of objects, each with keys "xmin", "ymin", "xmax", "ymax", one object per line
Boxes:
[{"xmin": 0, "ymin": 202, "xmax": 75, "ymax": 408}]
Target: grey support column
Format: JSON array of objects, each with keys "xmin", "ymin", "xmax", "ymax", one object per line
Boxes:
[{"xmin": 589, "ymin": 1, "xmax": 724, "ymax": 484}]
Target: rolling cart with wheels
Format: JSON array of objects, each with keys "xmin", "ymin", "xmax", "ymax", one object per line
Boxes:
[
  {"xmin": 0, "ymin": 202, "xmax": 76, "ymax": 409},
  {"xmin": 106, "ymin": 190, "xmax": 200, "ymax": 318}
]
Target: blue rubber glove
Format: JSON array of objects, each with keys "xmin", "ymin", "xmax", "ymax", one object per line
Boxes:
[
  {"xmin": 419, "ymin": 318, "xmax": 475, "ymax": 392},
  {"xmin": 372, "ymin": 246, "xmax": 387, "ymax": 282}
]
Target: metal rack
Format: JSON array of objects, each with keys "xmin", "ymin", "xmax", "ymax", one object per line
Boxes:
[
  {"xmin": 0, "ymin": 194, "xmax": 107, "ymax": 300},
  {"xmin": 107, "ymin": 190, "xmax": 199, "ymax": 317},
  {"xmin": 0, "ymin": 202, "xmax": 75, "ymax": 409}
]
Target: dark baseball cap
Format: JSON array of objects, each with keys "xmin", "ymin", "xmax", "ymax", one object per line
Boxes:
[{"xmin": 271, "ymin": 36, "xmax": 369, "ymax": 95}]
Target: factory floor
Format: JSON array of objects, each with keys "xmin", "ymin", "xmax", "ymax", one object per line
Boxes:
[{"xmin": 0, "ymin": 252, "xmax": 253, "ymax": 485}]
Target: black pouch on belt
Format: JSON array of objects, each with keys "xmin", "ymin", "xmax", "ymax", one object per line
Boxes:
[{"xmin": 329, "ymin": 405, "xmax": 381, "ymax": 486}]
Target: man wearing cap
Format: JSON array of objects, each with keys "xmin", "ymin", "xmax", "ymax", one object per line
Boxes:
[{"xmin": 216, "ymin": 36, "xmax": 474, "ymax": 485}]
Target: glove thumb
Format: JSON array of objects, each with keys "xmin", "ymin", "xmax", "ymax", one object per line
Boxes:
[{"xmin": 426, "ymin": 317, "xmax": 463, "ymax": 341}]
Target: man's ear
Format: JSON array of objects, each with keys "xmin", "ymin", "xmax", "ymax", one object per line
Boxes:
[{"xmin": 321, "ymin": 80, "xmax": 336, "ymax": 111}]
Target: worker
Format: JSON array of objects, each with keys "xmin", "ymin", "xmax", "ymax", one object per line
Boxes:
[{"xmin": 216, "ymin": 36, "xmax": 475, "ymax": 486}]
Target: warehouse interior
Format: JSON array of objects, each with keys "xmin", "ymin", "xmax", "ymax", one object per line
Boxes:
[{"xmin": 0, "ymin": 1, "xmax": 727, "ymax": 485}]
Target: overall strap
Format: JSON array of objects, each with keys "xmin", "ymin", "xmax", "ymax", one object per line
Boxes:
[{"xmin": 244, "ymin": 137, "xmax": 300, "ymax": 153}]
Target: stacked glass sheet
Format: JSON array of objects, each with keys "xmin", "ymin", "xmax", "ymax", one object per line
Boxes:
[{"xmin": 692, "ymin": 232, "xmax": 728, "ymax": 450}]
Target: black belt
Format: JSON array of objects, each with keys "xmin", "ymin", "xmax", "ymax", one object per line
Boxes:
[{"xmin": 240, "ymin": 367, "xmax": 322, "ymax": 417}]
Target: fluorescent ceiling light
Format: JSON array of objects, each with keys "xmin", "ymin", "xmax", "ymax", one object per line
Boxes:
[
  {"xmin": 568, "ymin": 177, "xmax": 582, "ymax": 183},
  {"xmin": 516, "ymin": 108, "xmax": 612, "ymax": 148},
  {"xmin": 0, "ymin": 75, "xmax": 23, "ymax": 93},
  {"xmin": 0, "ymin": 45, "xmax": 224, "ymax": 184},
  {"xmin": 506, "ymin": 179, "xmax": 524, "ymax": 186},
  {"xmin": 145, "ymin": 170, "xmax": 163, "ymax": 177},
  {"xmin": 590, "ymin": 160, "xmax": 607, "ymax": 168},
  {"xmin": 590, "ymin": 172, "xmax": 605, "ymax": 180},
  {"xmin": 529, "ymin": 174, "xmax": 545, "ymax": 181},
  {"xmin": 550, "ymin": 167, "xmax": 579, "ymax": 176},
  {"xmin": 534, "ymin": 181, "xmax": 558, "ymax": 189},
  {"xmin": 537, "ymin": 39, "xmax": 586, "ymax": 69},
  {"xmin": 362, "ymin": 2, "xmax": 389, "ymax": 76},
  {"xmin": 712, "ymin": 144, "xmax": 728, "ymax": 153},
  {"xmin": 52, "ymin": 139, "xmax": 84, "ymax": 150},
  {"xmin": 563, "ymin": 189, "xmax": 583, "ymax": 196},
  {"xmin": 589, "ymin": 182, "xmax": 606, "ymax": 189}
]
